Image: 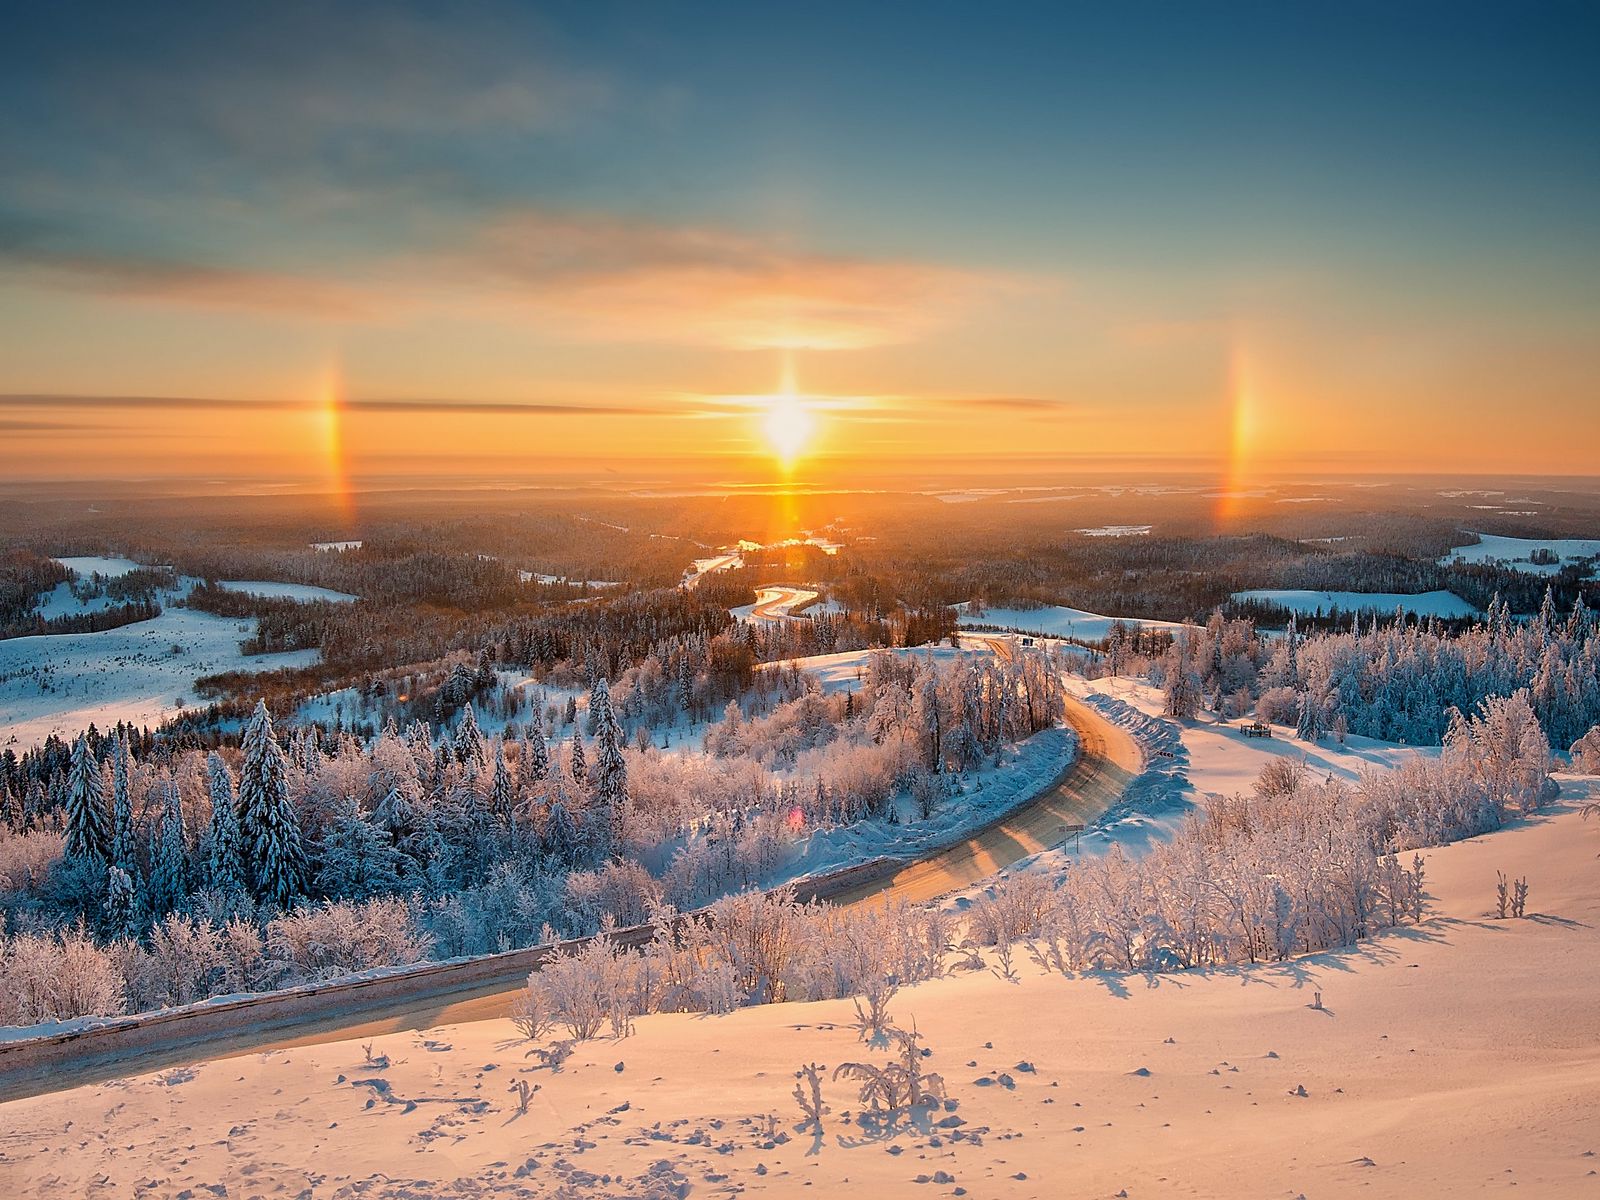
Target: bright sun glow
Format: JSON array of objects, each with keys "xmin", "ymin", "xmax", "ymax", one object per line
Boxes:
[{"xmin": 762, "ymin": 389, "xmax": 815, "ymax": 471}]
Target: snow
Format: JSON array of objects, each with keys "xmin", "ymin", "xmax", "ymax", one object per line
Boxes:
[
  {"xmin": 6, "ymin": 794, "xmax": 1595, "ymax": 1197},
  {"xmin": 310, "ymin": 540, "xmax": 363, "ymax": 552},
  {"xmin": 31, "ymin": 582, "xmax": 128, "ymax": 621},
  {"xmin": 53, "ymin": 555, "xmax": 145, "ymax": 578},
  {"xmin": 774, "ymin": 725, "xmax": 1078, "ymax": 886},
  {"xmin": 959, "ymin": 604, "xmax": 1194, "ymax": 642},
  {"xmin": 985, "ymin": 677, "xmax": 1433, "ymax": 886},
  {"xmin": 216, "ymin": 580, "xmax": 358, "ymax": 603},
  {"xmin": 0, "ymin": 608, "xmax": 318, "ymax": 749},
  {"xmin": 520, "ymin": 572, "xmax": 624, "ymax": 589},
  {"xmin": 1442, "ymin": 531, "xmax": 1600, "ymax": 575},
  {"xmin": 729, "ymin": 585, "xmax": 828, "ymax": 624},
  {"xmin": 1074, "ymin": 524, "xmax": 1152, "ymax": 537},
  {"xmin": 772, "ymin": 645, "xmax": 980, "ymax": 694},
  {"xmin": 1231, "ymin": 588, "xmax": 1480, "ymax": 619}
]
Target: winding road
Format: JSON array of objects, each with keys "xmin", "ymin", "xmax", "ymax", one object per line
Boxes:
[{"xmin": 0, "ymin": 637, "xmax": 1140, "ymax": 1101}]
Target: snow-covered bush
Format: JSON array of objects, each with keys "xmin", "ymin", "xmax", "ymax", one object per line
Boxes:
[{"xmin": 0, "ymin": 925, "xmax": 125, "ymax": 1025}]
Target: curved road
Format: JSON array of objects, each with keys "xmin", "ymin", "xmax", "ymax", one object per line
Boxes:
[{"xmin": 0, "ymin": 636, "xmax": 1140, "ymax": 1098}]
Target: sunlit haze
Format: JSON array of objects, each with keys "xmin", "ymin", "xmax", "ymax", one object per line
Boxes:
[{"xmin": 2, "ymin": 3, "xmax": 1597, "ymax": 487}]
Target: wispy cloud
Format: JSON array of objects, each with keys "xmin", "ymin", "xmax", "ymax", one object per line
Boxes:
[
  {"xmin": 0, "ymin": 207, "xmax": 1015, "ymax": 349},
  {"xmin": 0, "ymin": 394, "xmax": 659, "ymax": 417}
]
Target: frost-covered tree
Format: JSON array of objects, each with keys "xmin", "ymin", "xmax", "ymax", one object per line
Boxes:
[
  {"xmin": 103, "ymin": 864, "xmax": 139, "ymax": 938},
  {"xmin": 109, "ymin": 731, "xmax": 135, "ymax": 874},
  {"xmin": 453, "ymin": 701, "xmax": 486, "ymax": 766},
  {"xmin": 490, "ymin": 740, "xmax": 515, "ymax": 828},
  {"xmin": 65, "ymin": 734, "xmax": 109, "ymax": 865},
  {"xmin": 1570, "ymin": 725, "xmax": 1600, "ymax": 774},
  {"xmin": 238, "ymin": 700, "xmax": 308, "ymax": 908},
  {"xmin": 569, "ymin": 736, "xmax": 588, "ymax": 787},
  {"xmin": 205, "ymin": 752, "xmax": 244, "ymax": 896},
  {"xmin": 522, "ymin": 711, "xmax": 550, "ymax": 781},
  {"xmin": 147, "ymin": 776, "xmax": 189, "ymax": 916},
  {"xmin": 315, "ymin": 798, "xmax": 404, "ymax": 899},
  {"xmin": 587, "ymin": 678, "xmax": 629, "ymax": 854},
  {"xmin": 1296, "ymin": 689, "xmax": 1326, "ymax": 743}
]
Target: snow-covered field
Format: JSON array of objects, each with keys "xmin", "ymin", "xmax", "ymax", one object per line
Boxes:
[
  {"xmin": 959, "ymin": 604, "xmax": 1193, "ymax": 642},
  {"xmin": 0, "ymin": 609, "xmax": 318, "ymax": 749},
  {"xmin": 53, "ymin": 555, "xmax": 146, "ymax": 578},
  {"xmin": 1442, "ymin": 532, "xmax": 1600, "ymax": 575},
  {"xmin": 6, "ymin": 792, "xmax": 1593, "ymax": 1198},
  {"xmin": 1074, "ymin": 524, "xmax": 1152, "ymax": 537},
  {"xmin": 216, "ymin": 580, "xmax": 358, "ymax": 603},
  {"xmin": 772, "ymin": 645, "xmax": 981, "ymax": 694},
  {"xmin": 1231, "ymin": 588, "xmax": 1480, "ymax": 619}
]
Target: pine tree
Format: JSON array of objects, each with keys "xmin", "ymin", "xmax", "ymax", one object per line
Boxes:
[
  {"xmin": 65, "ymin": 734, "xmax": 110, "ymax": 864},
  {"xmin": 1296, "ymin": 689, "xmax": 1325, "ymax": 743},
  {"xmin": 569, "ymin": 736, "xmax": 588, "ymax": 786},
  {"xmin": 110, "ymin": 730, "xmax": 135, "ymax": 872},
  {"xmin": 104, "ymin": 864, "xmax": 139, "ymax": 937},
  {"xmin": 522, "ymin": 709, "xmax": 550, "ymax": 781},
  {"xmin": 147, "ymin": 776, "xmax": 189, "ymax": 915},
  {"xmin": 315, "ymin": 798, "xmax": 403, "ymax": 899},
  {"xmin": 206, "ymin": 752, "xmax": 245, "ymax": 895},
  {"xmin": 238, "ymin": 700, "xmax": 308, "ymax": 908},
  {"xmin": 490, "ymin": 739, "xmax": 515, "ymax": 828},
  {"xmin": 454, "ymin": 702, "xmax": 485, "ymax": 765},
  {"xmin": 587, "ymin": 678, "xmax": 629, "ymax": 854}
]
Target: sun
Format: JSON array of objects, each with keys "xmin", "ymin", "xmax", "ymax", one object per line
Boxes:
[{"xmin": 762, "ymin": 389, "xmax": 815, "ymax": 471}]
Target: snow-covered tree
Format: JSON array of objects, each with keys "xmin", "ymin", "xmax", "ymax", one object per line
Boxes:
[
  {"xmin": 65, "ymin": 734, "xmax": 109, "ymax": 865},
  {"xmin": 147, "ymin": 776, "xmax": 189, "ymax": 916},
  {"xmin": 109, "ymin": 731, "xmax": 135, "ymax": 874},
  {"xmin": 205, "ymin": 752, "xmax": 245, "ymax": 896},
  {"xmin": 238, "ymin": 700, "xmax": 308, "ymax": 908},
  {"xmin": 315, "ymin": 798, "xmax": 404, "ymax": 899}
]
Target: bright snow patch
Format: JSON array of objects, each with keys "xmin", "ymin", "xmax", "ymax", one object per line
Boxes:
[
  {"xmin": 1075, "ymin": 524, "xmax": 1152, "ymax": 537},
  {"xmin": 1231, "ymin": 589, "xmax": 1480, "ymax": 619},
  {"xmin": 1441, "ymin": 532, "xmax": 1600, "ymax": 575},
  {"xmin": 215, "ymin": 580, "xmax": 358, "ymax": 603},
  {"xmin": 53, "ymin": 555, "xmax": 146, "ymax": 578},
  {"xmin": 959, "ymin": 604, "xmax": 1193, "ymax": 641},
  {"xmin": 309, "ymin": 540, "xmax": 362, "ymax": 552},
  {"xmin": 0, "ymin": 609, "xmax": 318, "ymax": 749}
]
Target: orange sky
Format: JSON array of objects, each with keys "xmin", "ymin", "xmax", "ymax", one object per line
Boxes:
[{"xmin": 3, "ymin": 6, "xmax": 1598, "ymax": 484}]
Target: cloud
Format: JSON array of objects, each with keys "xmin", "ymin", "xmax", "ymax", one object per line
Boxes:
[
  {"xmin": 0, "ymin": 206, "xmax": 1014, "ymax": 349},
  {"xmin": 0, "ymin": 394, "xmax": 659, "ymax": 417},
  {"xmin": 438, "ymin": 210, "xmax": 1003, "ymax": 349}
]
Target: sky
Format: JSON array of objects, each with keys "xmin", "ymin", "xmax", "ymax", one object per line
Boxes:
[{"xmin": 1, "ymin": 1, "xmax": 1597, "ymax": 486}]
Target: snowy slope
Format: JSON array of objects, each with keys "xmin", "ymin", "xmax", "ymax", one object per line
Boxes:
[
  {"xmin": 6, "ymin": 795, "xmax": 1594, "ymax": 1198},
  {"xmin": 1231, "ymin": 588, "xmax": 1479, "ymax": 618},
  {"xmin": 216, "ymin": 580, "xmax": 358, "ymax": 602},
  {"xmin": 1442, "ymin": 532, "xmax": 1600, "ymax": 575},
  {"xmin": 959, "ymin": 603, "xmax": 1194, "ymax": 641},
  {"xmin": 0, "ymin": 609, "xmax": 317, "ymax": 748}
]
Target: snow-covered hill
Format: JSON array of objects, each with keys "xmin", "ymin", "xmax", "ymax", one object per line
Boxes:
[{"xmin": 3, "ymin": 790, "xmax": 1593, "ymax": 1198}]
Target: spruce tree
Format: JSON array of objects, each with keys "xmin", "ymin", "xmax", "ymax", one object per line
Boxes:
[
  {"xmin": 315, "ymin": 797, "xmax": 403, "ymax": 899},
  {"xmin": 238, "ymin": 700, "xmax": 308, "ymax": 908},
  {"xmin": 205, "ymin": 752, "xmax": 245, "ymax": 896},
  {"xmin": 148, "ymin": 776, "xmax": 189, "ymax": 915},
  {"xmin": 104, "ymin": 864, "xmax": 139, "ymax": 937},
  {"xmin": 569, "ymin": 736, "xmax": 588, "ymax": 786},
  {"xmin": 65, "ymin": 734, "xmax": 110, "ymax": 864},
  {"xmin": 108, "ymin": 730, "xmax": 135, "ymax": 873},
  {"xmin": 587, "ymin": 678, "xmax": 629, "ymax": 853},
  {"xmin": 454, "ymin": 702, "xmax": 485, "ymax": 765},
  {"xmin": 490, "ymin": 740, "xmax": 515, "ymax": 828}
]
